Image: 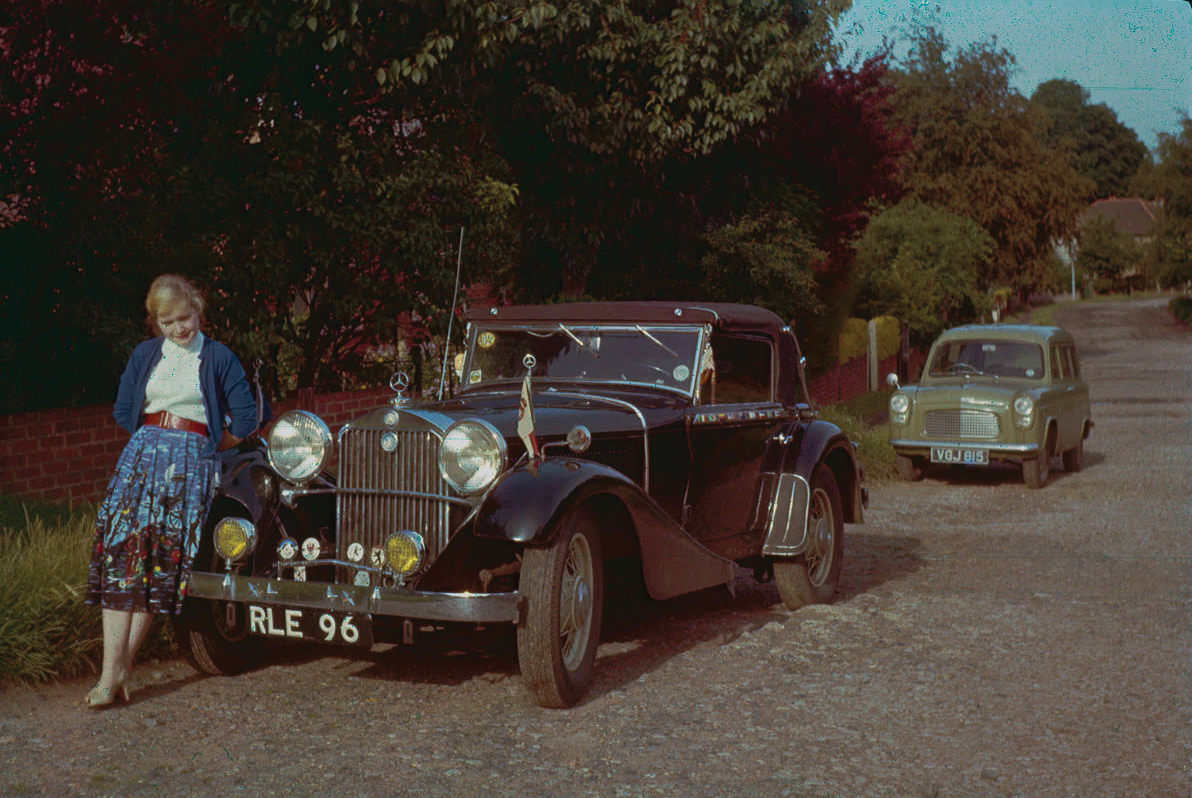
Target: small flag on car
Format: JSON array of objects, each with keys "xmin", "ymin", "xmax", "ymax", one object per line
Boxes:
[{"xmin": 518, "ymin": 371, "xmax": 541, "ymax": 460}]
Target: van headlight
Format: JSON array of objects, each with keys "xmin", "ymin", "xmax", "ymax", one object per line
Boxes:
[
  {"xmin": 1013, "ymin": 394, "xmax": 1035, "ymax": 429},
  {"xmin": 438, "ymin": 419, "xmax": 506, "ymax": 494},
  {"xmin": 889, "ymin": 392, "xmax": 911, "ymax": 426},
  {"xmin": 268, "ymin": 410, "xmax": 332, "ymax": 484}
]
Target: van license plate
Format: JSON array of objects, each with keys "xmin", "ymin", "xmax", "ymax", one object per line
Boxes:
[{"xmin": 930, "ymin": 447, "xmax": 989, "ymax": 465}]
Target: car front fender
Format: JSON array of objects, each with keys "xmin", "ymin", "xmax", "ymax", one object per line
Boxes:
[{"xmin": 474, "ymin": 458, "xmax": 735, "ymax": 600}]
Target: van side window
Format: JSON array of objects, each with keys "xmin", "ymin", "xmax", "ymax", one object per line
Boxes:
[
  {"xmin": 1049, "ymin": 346, "xmax": 1063, "ymax": 380},
  {"xmin": 1064, "ymin": 346, "xmax": 1080, "ymax": 379}
]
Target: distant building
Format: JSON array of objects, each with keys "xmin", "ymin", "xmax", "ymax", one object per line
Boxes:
[
  {"xmin": 1080, "ymin": 197, "xmax": 1163, "ymax": 252},
  {"xmin": 1055, "ymin": 197, "xmax": 1164, "ymax": 294}
]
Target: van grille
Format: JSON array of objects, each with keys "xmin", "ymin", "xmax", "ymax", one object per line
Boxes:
[{"xmin": 924, "ymin": 409, "xmax": 1000, "ymax": 439}]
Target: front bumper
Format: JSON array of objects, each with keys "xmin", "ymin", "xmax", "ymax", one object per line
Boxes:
[
  {"xmin": 888, "ymin": 438, "xmax": 1039, "ymax": 459},
  {"xmin": 187, "ymin": 571, "xmax": 523, "ymax": 624}
]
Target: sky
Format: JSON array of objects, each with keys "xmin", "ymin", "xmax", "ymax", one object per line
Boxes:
[{"xmin": 833, "ymin": 0, "xmax": 1192, "ymax": 151}]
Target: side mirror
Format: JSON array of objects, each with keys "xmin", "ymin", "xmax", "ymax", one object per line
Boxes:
[{"xmin": 885, "ymin": 372, "xmax": 900, "ymax": 388}]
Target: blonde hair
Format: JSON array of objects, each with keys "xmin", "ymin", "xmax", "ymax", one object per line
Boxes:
[{"xmin": 145, "ymin": 274, "xmax": 205, "ymax": 334}]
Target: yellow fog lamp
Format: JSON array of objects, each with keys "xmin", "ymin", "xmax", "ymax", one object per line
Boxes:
[
  {"xmin": 384, "ymin": 531, "xmax": 426, "ymax": 580},
  {"xmin": 214, "ymin": 517, "xmax": 257, "ymax": 562}
]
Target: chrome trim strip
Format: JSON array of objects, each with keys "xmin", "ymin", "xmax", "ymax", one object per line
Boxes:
[
  {"xmin": 761, "ymin": 473, "xmax": 812, "ymax": 557},
  {"xmin": 889, "ymin": 439, "xmax": 1039, "ymax": 454},
  {"xmin": 544, "ymin": 390, "xmax": 651, "ymax": 492},
  {"xmin": 281, "ymin": 486, "xmax": 471, "ymax": 507},
  {"xmin": 188, "ymin": 572, "xmax": 522, "ymax": 624}
]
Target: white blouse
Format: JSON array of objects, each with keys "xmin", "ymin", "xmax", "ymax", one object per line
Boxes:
[{"xmin": 142, "ymin": 332, "xmax": 207, "ymax": 425}]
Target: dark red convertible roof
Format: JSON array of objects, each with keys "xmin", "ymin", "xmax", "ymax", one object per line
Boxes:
[
  {"xmin": 466, "ymin": 302, "xmax": 804, "ymax": 405},
  {"xmin": 467, "ymin": 301, "xmax": 788, "ymax": 335}
]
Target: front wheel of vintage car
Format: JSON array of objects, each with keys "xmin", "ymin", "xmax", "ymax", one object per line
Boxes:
[
  {"xmin": 773, "ymin": 468, "xmax": 844, "ymax": 610},
  {"xmin": 516, "ymin": 509, "xmax": 604, "ymax": 709},
  {"xmin": 173, "ymin": 598, "xmax": 263, "ymax": 676}
]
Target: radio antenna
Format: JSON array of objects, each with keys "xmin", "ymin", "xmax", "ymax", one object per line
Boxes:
[{"xmin": 438, "ymin": 226, "xmax": 465, "ymax": 400}]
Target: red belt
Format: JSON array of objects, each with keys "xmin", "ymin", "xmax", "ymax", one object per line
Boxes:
[{"xmin": 143, "ymin": 411, "xmax": 209, "ymax": 437}]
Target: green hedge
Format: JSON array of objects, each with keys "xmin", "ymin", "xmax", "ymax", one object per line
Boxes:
[
  {"xmin": 838, "ymin": 316, "xmax": 901, "ymax": 364},
  {"xmin": 1170, "ymin": 297, "xmax": 1192, "ymax": 326}
]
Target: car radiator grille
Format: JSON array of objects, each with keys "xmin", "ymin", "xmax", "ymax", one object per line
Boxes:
[
  {"xmin": 336, "ymin": 426, "xmax": 453, "ymax": 565},
  {"xmin": 924, "ymin": 409, "xmax": 1000, "ymax": 439}
]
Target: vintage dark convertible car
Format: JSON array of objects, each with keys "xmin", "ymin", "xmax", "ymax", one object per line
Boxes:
[{"xmin": 177, "ymin": 302, "xmax": 867, "ymax": 707}]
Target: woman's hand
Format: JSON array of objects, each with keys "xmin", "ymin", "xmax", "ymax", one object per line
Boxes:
[{"xmin": 217, "ymin": 429, "xmax": 243, "ymax": 452}]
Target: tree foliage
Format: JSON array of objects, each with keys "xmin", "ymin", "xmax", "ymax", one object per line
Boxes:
[
  {"xmin": 1030, "ymin": 79, "xmax": 1148, "ymax": 201},
  {"xmin": 1075, "ymin": 215, "xmax": 1142, "ymax": 281},
  {"xmin": 1132, "ymin": 116, "xmax": 1192, "ymax": 287},
  {"xmin": 4, "ymin": 0, "xmax": 888, "ymax": 411},
  {"xmin": 884, "ymin": 29, "xmax": 1089, "ymax": 297},
  {"xmin": 852, "ymin": 198, "xmax": 994, "ymax": 342}
]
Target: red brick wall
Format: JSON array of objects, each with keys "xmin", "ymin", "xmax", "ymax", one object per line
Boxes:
[
  {"xmin": 1, "ymin": 351, "xmax": 926, "ymax": 505},
  {"xmin": 0, "ymin": 386, "xmax": 397, "ymax": 505}
]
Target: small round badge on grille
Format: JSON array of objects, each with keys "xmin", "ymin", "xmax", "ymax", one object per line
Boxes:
[{"xmin": 381, "ymin": 431, "xmax": 399, "ymax": 452}]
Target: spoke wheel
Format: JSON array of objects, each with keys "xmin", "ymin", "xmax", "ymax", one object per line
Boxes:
[
  {"xmin": 773, "ymin": 468, "xmax": 844, "ymax": 610},
  {"xmin": 517, "ymin": 508, "xmax": 604, "ymax": 708}
]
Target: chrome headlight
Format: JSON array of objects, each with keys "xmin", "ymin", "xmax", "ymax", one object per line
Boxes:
[
  {"xmin": 889, "ymin": 392, "xmax": 911, "ymax": 426},
  {"xmin": 214, "ymin": 517, "xmax": 257, "ymax": 562},
  {"xmin": 1013, "ymin": 394, "xmax": 1035, "ymax": 429},
  {"xmin": 384, "ymin": 531, "xmax": 425, "ymax": 579},
  {"xmin": 438, "ymin": 419, "xmax": 507, "ymax": 494},
  {"xmin": 267, "ymin": 410, "xmax": 332, "ymax": 484}
]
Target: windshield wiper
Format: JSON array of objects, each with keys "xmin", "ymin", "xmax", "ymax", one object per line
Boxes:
[
  {"xmin": 634, "ymin": 325, "xmax": 677, "ymax": 357},
  {"xmin": 558, "ymin": 324, "xmax": 599, "ymax": 357}
]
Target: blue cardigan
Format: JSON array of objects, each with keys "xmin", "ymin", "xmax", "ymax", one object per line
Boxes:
[{"xmin": 113, "ymin": 336, "xmax": 261, "ymax": 457}]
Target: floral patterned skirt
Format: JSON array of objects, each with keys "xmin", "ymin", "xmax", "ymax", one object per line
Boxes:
[{"xmin": 86, "ymin": 425, "xmax": 217, "ymax": 614}]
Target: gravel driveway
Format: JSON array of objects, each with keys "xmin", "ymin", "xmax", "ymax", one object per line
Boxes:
[{"xmin": 2, "ymin": 296, "xmax": 1189, "ymax": 797}]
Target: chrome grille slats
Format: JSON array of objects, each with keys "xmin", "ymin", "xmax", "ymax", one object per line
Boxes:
[
  {"xmin": 336, "ymin": 425, "xmax": 452, "ymax": 569},
  {"xmin": 924, "ymin": 409, "xmax": 1000, "ymax": 439}
]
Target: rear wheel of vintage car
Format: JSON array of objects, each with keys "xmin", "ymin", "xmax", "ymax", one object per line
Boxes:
[
  {"xmin": 895, "ymin": 454, "xmax": 924, "ymax": 482},
  {"xmin": 1061, "ymin": 437, "xmax": 1084, "ymax": 472},
  {"xmin": 774, "ymin": 468, "xmax": 844, "ymax": 610},
  {"xmin": 517, "ymin": 508, "xmax": 604, "ymax": 709}
]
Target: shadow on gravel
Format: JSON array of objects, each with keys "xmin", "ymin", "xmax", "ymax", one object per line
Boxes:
[{"xmin": 244, "ymin": 531, "xmax": 924, "ymax": 704}]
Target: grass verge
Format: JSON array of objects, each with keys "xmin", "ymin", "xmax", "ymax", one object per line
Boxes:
[
  {"xmin": 0, "ymin": 496, "xmax": 176, "ymax": 684},
  {"xmin": 817, "ymin": 390, "xmax": 897, "ymax": 483}
]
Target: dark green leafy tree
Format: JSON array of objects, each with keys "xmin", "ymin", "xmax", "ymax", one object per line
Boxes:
[
  {"xmin": 1, "ymin": 0, "xmax": 887, "ymax": 410},
  {"xmin": 1132, "ymin": 117, "xmax": 1192, "ymax": 287},
  {"xmin": 1075, "ymin": 215, "xmax": 1143, "ymax": 282},
  {"xmin": 1030, "ymin": 79, "xmax": 1148, "ymax": 201},
  {"xmin": 885, "ymin": 29, "xmax": 1089, "ymax": 298},
  {"xmin": 852, "ymin": 198, "xmax": 994, "ymax": 342}
]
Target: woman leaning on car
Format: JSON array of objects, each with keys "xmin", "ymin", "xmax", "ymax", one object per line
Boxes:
[{"xmin": 83, "ymin": 274, "xmax": 259, "ymax": 708}]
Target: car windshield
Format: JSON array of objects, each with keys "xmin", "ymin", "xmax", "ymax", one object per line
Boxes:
[
  {"xmin": 928, "ymin": 339, "xmax": 1045, "ymax": 380},
  {"xmin": 463, "ymin": 324, "xmax": 704, "ymax": 395}
]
